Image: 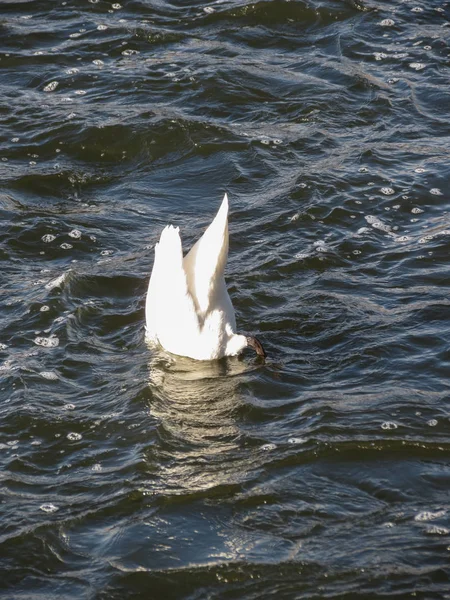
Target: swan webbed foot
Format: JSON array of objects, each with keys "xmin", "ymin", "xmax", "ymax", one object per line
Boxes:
[{"xmin": 246, "ymin": 336, "xmax": 266, "ymax": 359}]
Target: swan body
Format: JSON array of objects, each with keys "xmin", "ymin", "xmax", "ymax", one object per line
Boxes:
[{"xmin": 145, "ymin": 194, "xmax": 265, "ymax": 361}]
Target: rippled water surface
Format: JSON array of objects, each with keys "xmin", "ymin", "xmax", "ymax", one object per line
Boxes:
[{"xmin": 1, "ymin": 0, "xmax": 450, "ymax": 597}]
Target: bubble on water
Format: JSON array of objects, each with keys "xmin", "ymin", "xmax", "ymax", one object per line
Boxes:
[
  {"xmin": 69, "ymin": 32, "xmax": 81, "ymax": 38},
  {"xmin": 423, "ymin": 46, "xmax": 431, "ymax": 50},
  {"xmin": 112, "ymin": 2, "xmax": 122, "ymax": 8},
  {"xmin": 261, "ymin": 443, "xmax": 277, "ymax": 451},
  {"xmin": 40, "ymin": 371, "xmax": 58, "ymax": 380},
  {"xmin": 92, "ymin": 463, "xmax": 102, "ymax": 471},
  {"xmin": 290, "ymin": 213, "xmax": 300, "ymax": 222},
  {"xmin": 74, "ymin": 90, "xmax": 86, "ymax": 95},
  {"xmin": 66, "ymin": 68, "xmax": 79, "ymax": 75},
  {"xmin": 34, "ymin": 336, "xmax": 59, "ymax": 348},
  {"xmin": 67, "ymin": 432, "xmax": 82, "ymax": 441},
  {"xmin": 63, "ymin": 403, "xmax": 76, "ymax": 410},
  {"xmin": 374, "ymin": 52, "xmax": 387, "ymax": 61},
  {"xmin": 419, "ymin": 235, "xmax": 434, "ymax": 244},
  {"xmin": 93, "ymin": 59, "xmax": 104, "ymax": 66},
  {"xmin": 396, "ymin": 236, "xmax": 410, "ymax": 242},
  {"xmin": 44, "ymin": 81, "xmax": 59, "ymax": 92},
  {"xmin": 89, "ymin": 0, "xmax": 99, "ymax": 3},
  {"xmin": 352, "ymin": 249, "xmax": 361, "ymax": 254},
  {"xmin": 0, "ymin": 343, "xmax": 7, "ymax": 350},
  {"xmin": 295, "ymin": 252, "xmax": 310, "ymax": 260},
  {"xmin": 430, "ymin": 188, "xmax": 442, "ymax": 195},
  {"xmin": 381, "ymin": 187, "xmax": 395, "ymax": 195},
  {"xmin": 387, "ymin": 78, "xmax": 399, "ymax": 84},
  {"xmin": 204, "ymin": 6, "xmax": 214, "ymax": 12},
  {"xmin": 29, "ymin": 161, "xmax": 36, "ymax": 166},
  {"xmin": 40, "ymin": 503, "xmax": 59, "ymax": 513},
  {"xmin": 409, "ymin": 62, "xmax": 425, "ymax": 70},
  {"xmin": 42, "ymin": 234, "xmax": 56, "ymax": 243},
  {"xmin": 411, "ymin": 6, "xmax": 423, "ymax": 12},
  {"xmin": 427, "ymin": 419, "xmax": 438, "ymax": 427},
  {"xmin": 97, "ymin": 24, "xmax": 108, "ymax": 30},
  {"xmin": 411, "ymin": 207, "xmax": 424, "ymax": 214},
  {"xmin": 122, "ymin": 49, "xmax": 139, "ymax": 56},
  {"xmin": 358, "ymin": 167, "xmax": 368, "ymax": 172},
  {"xmin": 380, "ymin": 19, "xmax": 395, "ymax": 26},
  {"xmin": 60, "ymin": 243, "xmax": 73, "ymax": 250},
  {"xmin": 11, "ymin": 137, "xmax": 19, "ymax": 142},
  {"xmin": 101, "ymin": 250, "xmax": 113, "ymax": 256},
  {"xmin": 357, "ymin": 226, "xmax": 370, "ymax": 235},
  {"xmin": 415, "ymin": 510, "xmax": 446, "ymax": 522},
  {"xmin": 68, "ymin": 229, "xmax": 81, "ymax": 239},
  {"xmin": 365, "ymin": 215, "xmax": 392, "ymax": 234},
  {"xmin": 381, "ymin": 421, "xmax": 398, "ymax": 430},
  {"xmin": 288, "ymin": 437, "xmax": 307, "ymax": 445}
]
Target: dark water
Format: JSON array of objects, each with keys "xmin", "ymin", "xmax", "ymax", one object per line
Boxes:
[{"xmin": 1, "ymin": 0, "xmax": 450, "ymax": 597}]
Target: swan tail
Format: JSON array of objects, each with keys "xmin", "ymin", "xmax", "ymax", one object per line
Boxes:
[
  {"xmin": 146, "ymin": 224, "xmax": 200, "ymax": 351},
  {"xmin": 183, "ymin": 193, "xmax": 230, "ymax": 315}
]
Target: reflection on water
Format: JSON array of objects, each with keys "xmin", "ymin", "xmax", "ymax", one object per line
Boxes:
[{"xmin": 147, "ymin": 347, "xmax": 260, "ymax": 494}]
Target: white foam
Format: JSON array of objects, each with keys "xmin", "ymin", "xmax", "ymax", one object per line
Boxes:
[
  {"xmin": 40, "ymin": 371, "xmax": 59, "ymax": 380},
  {"xmin": 409, "ymin": 63, "xmax": 426, "ymax": 71},
  {"xmin": 34, "ymin": 336, "xmax": 59, "ymax": 348},
  {"xmin": 43, "ymin": 81, "xmax": 59, "ymax": 92},
  {"xmin": 45, "ymin": 273, "xmax": 67, "ymax": 290},
  {"xmin": 415, "ymin": 510, "xmax": 446, "ymax": 522},
  {"xmin": 67, "ymin": 432, "xmax": 82, "ymax": 441},
  {"xmin": 381, "ymin": 421, "xmax": 398, "ymax": 430},
  {"xmin": 261, "ymin": 443, "xmax": 277, "ymax": 451},
  {"xmin": 365, "ymin": 215, "xmax": 394, "ymax": 235},
  {"xmin": 40, "ymin": 503, "xmax": 59, "ymax": 513},
  {"xmin": 42, "ymin": 234, "xmax": 56, "ymax": 243}
]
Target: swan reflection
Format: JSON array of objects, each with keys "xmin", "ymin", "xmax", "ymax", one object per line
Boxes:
[{"xmin": 147, "ymin": 349, "xmax": 259, "ymax": 493}]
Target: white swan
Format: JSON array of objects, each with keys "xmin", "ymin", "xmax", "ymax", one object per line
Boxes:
[{"xmin": 145, "ymin": 193, "xmax": 266, "ymax": 361}]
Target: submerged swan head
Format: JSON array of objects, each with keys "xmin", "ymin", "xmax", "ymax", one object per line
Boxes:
[{"xmin": 145, "ymin": 194, "xmax": 266, "ymax": 361}]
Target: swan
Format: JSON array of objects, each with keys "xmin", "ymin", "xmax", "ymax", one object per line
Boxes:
[{"xmin": 145, "ymin": 193, "xmax": 266, "ymax": 361}]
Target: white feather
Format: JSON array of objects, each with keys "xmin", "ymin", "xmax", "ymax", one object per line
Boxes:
[{"xmin": 145, "ymin": 194, "xmax": 248, "ymax": 360}]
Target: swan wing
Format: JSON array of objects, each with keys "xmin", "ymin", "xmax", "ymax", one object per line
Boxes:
[
  {"xmin": 146, "ymin": 225, "xmax": 200, "ymax": 355},
  {"xmin": 183, "ymin": 193, "xmax": 231, "ymax": 316}
]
